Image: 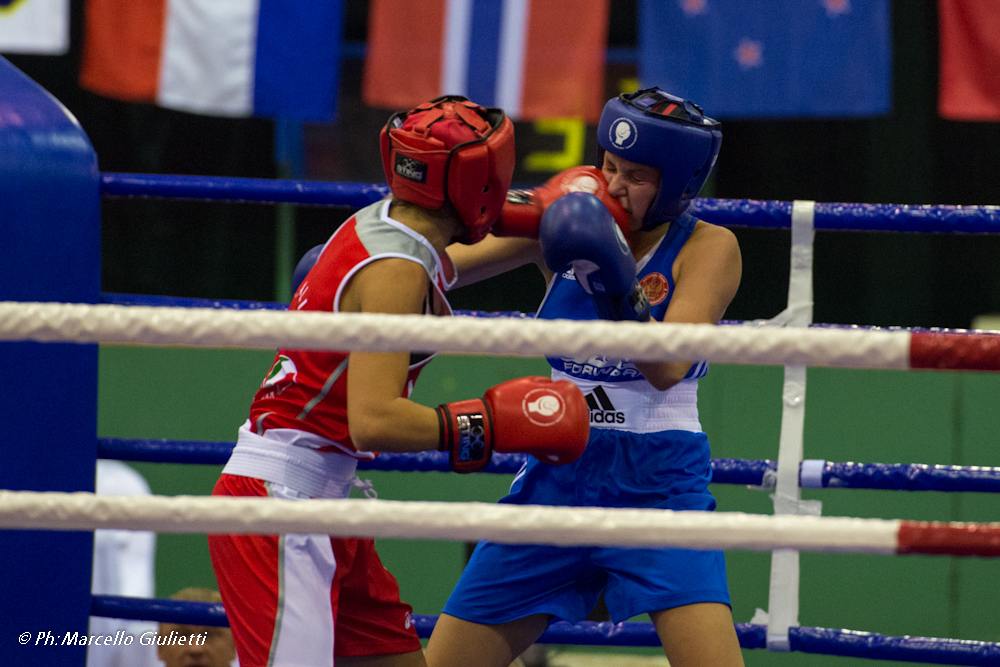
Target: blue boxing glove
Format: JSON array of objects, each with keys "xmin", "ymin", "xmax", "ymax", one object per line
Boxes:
[
  {"xmin": 291, "ymin": 244, "xmax": 324, "ymax": 295},
  {"xmin": 540, "ymin": 192, "xmax": 650, "ymax": 322}
]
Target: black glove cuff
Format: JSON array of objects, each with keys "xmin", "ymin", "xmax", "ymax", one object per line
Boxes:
[{"xmin": 435, "ymin": 405, "xmax": 448, "ymax": 452}]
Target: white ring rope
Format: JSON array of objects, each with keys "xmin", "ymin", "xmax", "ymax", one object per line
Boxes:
[
  {"xmin": 0, "ymin": 301, "xmax": 910, "ymax": 370},
  {"xmin": 0, "ymin": 491, "xmax": 899, "ymax": 555}
]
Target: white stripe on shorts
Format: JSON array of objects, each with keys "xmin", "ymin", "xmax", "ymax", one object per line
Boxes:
[{"xmin": 267, "ymin": 482, "xmax": 337, "ymax": 667}]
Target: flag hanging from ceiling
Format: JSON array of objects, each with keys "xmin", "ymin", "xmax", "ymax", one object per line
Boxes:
[
  {"xmin": 363, "ymin": 0, "xmax": 609, "ymax": 122},
  {"xmin": 638, "ymin": 0, "xmax": 891, "ymax": 119},
  {"xmin": 938, "ymin": 0, "xmax": 1000, "ymax": 121},
  {"xmin": 0, "ymin": 0, "xmax": 69, "ymax": 55},
  {"xmin": 80, "ymin": 0, "xmax": 342, "ymax": 121}
]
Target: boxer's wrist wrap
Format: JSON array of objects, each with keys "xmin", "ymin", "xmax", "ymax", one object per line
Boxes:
[{"xmin": 436, "ymin": 400, "xmax": 494, "ymax": 473}]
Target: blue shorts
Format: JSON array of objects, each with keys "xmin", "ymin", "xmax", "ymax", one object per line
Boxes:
[{"xmin": 442, "ymin": 429, "xmax": 731, "ymax": 625}]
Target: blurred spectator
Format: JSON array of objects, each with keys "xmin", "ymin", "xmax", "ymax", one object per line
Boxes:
[{"xmin": 88, "ymin": 459, "xmax": 158, "ymax": 667}]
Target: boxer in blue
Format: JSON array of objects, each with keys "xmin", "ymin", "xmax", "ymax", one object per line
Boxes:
[{"xmin": 428, "ymin": 88, "xmax": 745, "ymax": 667}]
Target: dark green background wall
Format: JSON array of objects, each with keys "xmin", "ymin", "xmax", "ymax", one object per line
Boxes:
[{"xmin": 98, "ymin": 345, "xmax": 1000, "ymax": 666}]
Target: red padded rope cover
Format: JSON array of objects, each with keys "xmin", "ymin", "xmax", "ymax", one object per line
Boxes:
[
  {"xmin": 909, "ymin": 331, "xmax": 1000, "ymax": 371},
  {"xmin": 897, "ymin": 520, "xmax": 1000, "ymax": 557}
]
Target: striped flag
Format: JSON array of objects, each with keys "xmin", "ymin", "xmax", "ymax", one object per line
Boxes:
[
  {"xmin": 362, "ymin": 0, "xmax": 609, "ymax": 122},
  {"xmin": 0, "ymin": 0, "xmax": 69, "ymax": 55},
  {"xmin": 938, "ymin": 0, "xmax": 1000, "ymax": 121},
  {"xmin": 79, "ymin": 0, "xmax": 343, "ymax": 121}
]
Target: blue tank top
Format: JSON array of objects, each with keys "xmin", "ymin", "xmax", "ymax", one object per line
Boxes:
[{"xmin": 537, "ymin": 212, "xmax": 708, "ymax": 384}]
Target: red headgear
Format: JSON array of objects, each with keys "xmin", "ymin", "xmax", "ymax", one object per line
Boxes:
[{"xmin": 380, "ymin": 96, "xmax": 515, "ymax": 244}]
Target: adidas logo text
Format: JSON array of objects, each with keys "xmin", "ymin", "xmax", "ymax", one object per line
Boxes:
[{"xmin": 584, "ymin": 386, "xmax": 625, "ymax": 425}]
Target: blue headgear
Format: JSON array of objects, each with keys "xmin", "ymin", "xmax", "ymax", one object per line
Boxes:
[{"xmin": 597, "ymin": 88, "xmax": 722, "ymax": 230}]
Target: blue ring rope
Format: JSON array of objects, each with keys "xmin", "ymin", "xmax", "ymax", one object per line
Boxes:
[
  {"xmin": 99, "ymin": 172, "xmax": 1000, "ymax": 235},
  {"xmin": 95, "ymin": 438, "xmax": 1000, "ymax": 493},
  {"xmin": 100, "ymin": 172, "xmax": 390, "ymax": 210},
  {"xmin": 90, "ymin": 596, "xmax": 1000, "ymax": 665}
]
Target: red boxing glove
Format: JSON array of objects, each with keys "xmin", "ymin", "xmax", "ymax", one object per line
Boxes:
[
  {"xmin": 436, "ymin": 376, "xmax": 590, "ymax": 473},
  {"xmin": 493, "ymin": 166, "xmax": 631, "ymax": 241}
]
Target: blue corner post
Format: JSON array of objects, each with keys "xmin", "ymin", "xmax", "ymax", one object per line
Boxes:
[{"xmin": 0, "ymin": 57, "xmax": 101, "ymax": 665}]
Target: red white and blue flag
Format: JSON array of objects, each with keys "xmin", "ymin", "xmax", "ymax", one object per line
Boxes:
[
  {"xmin": 363, "ymin": 0, "xmax": 609, "ymax": 122},
  {"xmin": 80, "ymin": 0, "xmax": 342, "ymax": 121},
  {"xmin": 638, "ymin": 0, "xmax": 891, "ymax": 119}
]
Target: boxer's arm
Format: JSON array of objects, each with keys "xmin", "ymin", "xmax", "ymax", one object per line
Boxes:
[
  {"xmin": 446, "ymin": 167, "xmax": 630, "ymax": 289},
  {"xmin": 343, "ymin": 258, "xmax": 588, "ymax": 462},
  {"xmin": 344, "ymin": 258, "xmax": 443, "ymax": 452},
  {"xmin": 446, "ymin": 234, "xmax": 550, "ymax": 288},
  {"xmin": 492, "ymin": 166, "xmax": 630, "ymax": 240},
  {"xmin": 633, "ymin": 222, "xmax": 742, "ymax": 390}
]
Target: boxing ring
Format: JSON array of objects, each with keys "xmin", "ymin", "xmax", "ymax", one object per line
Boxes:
[{"xmin": 3, "ymin": 57, "xmax": 1000, "ymax": 665}]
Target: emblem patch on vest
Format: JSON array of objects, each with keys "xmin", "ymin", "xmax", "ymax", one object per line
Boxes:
[{"xmin": 640, "ymin": 272, "xmax": 669, "ymax": 306}]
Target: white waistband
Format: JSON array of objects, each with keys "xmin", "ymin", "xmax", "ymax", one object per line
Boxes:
[
  {"xmin": 222, "ymin": 422, "xmax": 360, "ymax": 499},
  {"xmin": 552, "ymin": 371, "xmax": 702, "ymax": 433}
]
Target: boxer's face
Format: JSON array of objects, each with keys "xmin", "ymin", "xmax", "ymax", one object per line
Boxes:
[{"xmin": 601, "ymin": 153, "xmax": 659, "ymax": 231}]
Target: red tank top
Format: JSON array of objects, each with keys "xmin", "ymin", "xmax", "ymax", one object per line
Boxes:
[{"xmin": 248, "ymin": 200, "xmax": 454, "ymax": 457}]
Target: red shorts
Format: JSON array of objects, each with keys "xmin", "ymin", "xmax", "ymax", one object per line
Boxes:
[{"xmin": 207, "ymin": 474, "xmax": 422, "ymax": 667}]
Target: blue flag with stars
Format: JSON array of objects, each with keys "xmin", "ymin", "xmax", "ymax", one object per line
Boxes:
[{"xmin": 638, "ymin": 0, "xmax": 890, "ymax": 118}]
